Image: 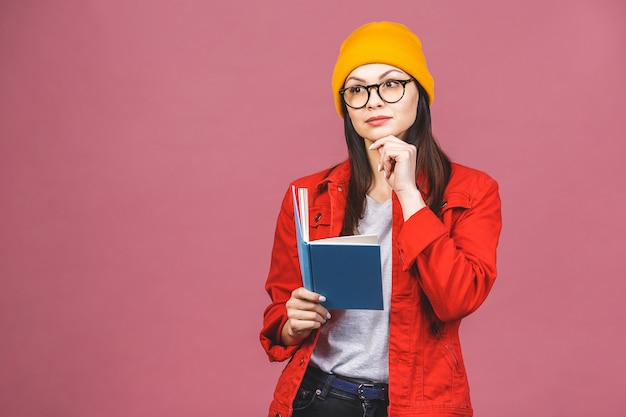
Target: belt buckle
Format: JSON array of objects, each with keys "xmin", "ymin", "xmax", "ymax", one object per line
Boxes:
[{"xmin": 357, "ymin": 383, "xmax": 382, "ymax": 400}]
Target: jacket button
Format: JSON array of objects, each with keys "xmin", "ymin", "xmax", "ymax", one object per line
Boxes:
[
  {"xmin": 299, "ymin": 358, "xmax": 304, "ymax": 365},
  {"xmin": 337, "ymin": 186, "xmax": 343, "ymax": 192},
  {"xmin": 275, "ymin": 414, "xmax": 281, "ymax": 417},
  {"xmin": 314, "ymin": 213, "xmax": 322, "ymax": 222}
]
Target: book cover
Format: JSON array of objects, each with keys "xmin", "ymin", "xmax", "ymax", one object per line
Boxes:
[{"xmin": 292, "ymin": 186, "xmax": 384, "ymax": 310}]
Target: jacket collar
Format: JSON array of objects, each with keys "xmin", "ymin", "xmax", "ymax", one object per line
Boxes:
[{"xmin": 313, "ymin": 160, "xmax": 351, "ymax": 195}]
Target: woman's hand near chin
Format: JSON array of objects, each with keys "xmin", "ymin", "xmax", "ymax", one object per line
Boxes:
[{"xmin": 369, "ymin": 135, "xmax": 427, "ymax": 220}]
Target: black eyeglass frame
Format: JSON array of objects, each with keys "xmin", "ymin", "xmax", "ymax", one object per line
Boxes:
[{"xmin": 339, "ymin": 79, "xmax": 414, "ymax": 109}]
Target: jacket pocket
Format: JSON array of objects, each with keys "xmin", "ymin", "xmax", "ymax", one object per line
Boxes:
[
  {"xmin": 292, "ymin": 378, "xmax": 319, "ymax": 411},
  {"xmin": 308, "ymin": 206, "xmax": 331, "ymax": 241},
  {"xmin": 429, "ymin": 322, "xmax": 460, "ymax": 371},
  {"xmin": 443, "ymin": 343, "xmax": 460, "ymax": 370},
  {"xmin": 439, "ymin": 192, "xmax": 472, "ymax": 231}
]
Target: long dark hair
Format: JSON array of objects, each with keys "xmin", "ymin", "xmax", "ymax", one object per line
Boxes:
[{"xmin": 340, "ymin": 81, "xmax": 451, "ymax": 236}]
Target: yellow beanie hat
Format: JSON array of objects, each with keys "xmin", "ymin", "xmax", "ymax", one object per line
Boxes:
[{"xmin": 332, "ymin": 21, "xmax": 434, "ymax": 118}]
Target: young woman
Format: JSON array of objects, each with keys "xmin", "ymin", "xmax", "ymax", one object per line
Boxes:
[{"xmin": 261, "ymin": 22, "xmax": 502, "ymax": 417}]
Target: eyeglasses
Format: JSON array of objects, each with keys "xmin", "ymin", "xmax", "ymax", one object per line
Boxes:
[{"xmin": 339, "ymin": 79, "xmax": 413, "ymax": 109}]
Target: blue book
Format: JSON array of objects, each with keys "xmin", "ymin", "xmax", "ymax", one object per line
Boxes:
[{"xmin": 292, "ymin": 186, "xmax": 384, "ymax": 310}]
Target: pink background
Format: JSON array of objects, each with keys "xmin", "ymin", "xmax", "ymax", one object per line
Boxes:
[{"xmin": 1, "ymin": 0, "xmax": 625, "ymax": 415}]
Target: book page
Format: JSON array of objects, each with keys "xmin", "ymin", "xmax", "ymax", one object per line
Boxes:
[
  {"xmin": 297, "ymin": 188, "xmax": 309, "ymax": 242},
  {"xmin": 310, "ymin": 234, "xmax": 378, "ymax": 245}
]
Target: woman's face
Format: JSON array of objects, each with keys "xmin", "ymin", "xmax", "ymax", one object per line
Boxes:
[{"xmin": 343, "ymin": 63, "xmax": 419, "ymax": 143}]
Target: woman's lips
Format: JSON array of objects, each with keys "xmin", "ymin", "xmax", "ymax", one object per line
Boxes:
[{"xmin": 365, "ymin": 116, "xmax": 391, "ymax": 126}]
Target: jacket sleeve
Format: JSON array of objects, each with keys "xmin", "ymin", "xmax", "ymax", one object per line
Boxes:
[
  {"xmin": 396, "ymin": 176, "xmax": 502, "ymax": 323},
  {"xmin": 260, "ymin": 186, "xmax": 303, "ymax": 362}
]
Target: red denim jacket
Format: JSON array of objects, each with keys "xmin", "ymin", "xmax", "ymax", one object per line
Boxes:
[{"xmin": 261, "ymin": 160, "xmax": 502, "ymax": 417}]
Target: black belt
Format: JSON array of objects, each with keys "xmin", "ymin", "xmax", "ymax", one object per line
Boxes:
[{"xmin": 305, "ymin": 367, "xmax": 388, "ymax": 401}]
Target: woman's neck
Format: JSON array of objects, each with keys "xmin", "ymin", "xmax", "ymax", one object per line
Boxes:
[{"xmin": 368, "ymin": 180, "xmax": 392, "ymax": 204}]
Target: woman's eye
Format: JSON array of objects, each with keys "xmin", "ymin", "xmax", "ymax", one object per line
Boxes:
[
  {"xmin": 383, "ymin": 80, "xmax": 399, "ymax": 88},
  {"xmin": 349, "ymin": 86, "xmax": 365, "ymax": 94}
]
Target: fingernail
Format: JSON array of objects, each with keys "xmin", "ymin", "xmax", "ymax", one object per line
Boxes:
[
  {"xmin": 368, "ymin": 143, "xmax": 374, "ymax": 150},
  {"xmin": 377, "ymin": 163, "xmax": 381, "ymax": 171},
  {"xmin": 319, "ymin": 295, "xmax": 326, "ymax": 303},
  {"xmin": 326, "ymin": 313, "xmax": 331, "ymax": 319}
]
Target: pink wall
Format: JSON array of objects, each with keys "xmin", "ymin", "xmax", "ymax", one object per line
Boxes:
[{"xmin": 1, "ymin": 1, "xmax": 625, "ymax": 415}]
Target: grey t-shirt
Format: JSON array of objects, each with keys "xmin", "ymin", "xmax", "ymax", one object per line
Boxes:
[{"xmin": 309, "ymin": 196, "xmax": 392, "ymax": 383}]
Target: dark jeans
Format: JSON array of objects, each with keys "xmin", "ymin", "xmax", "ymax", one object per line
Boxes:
[{"xmin": 292, "ymin": 370, "xmax": 388, "ymax": 417}]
